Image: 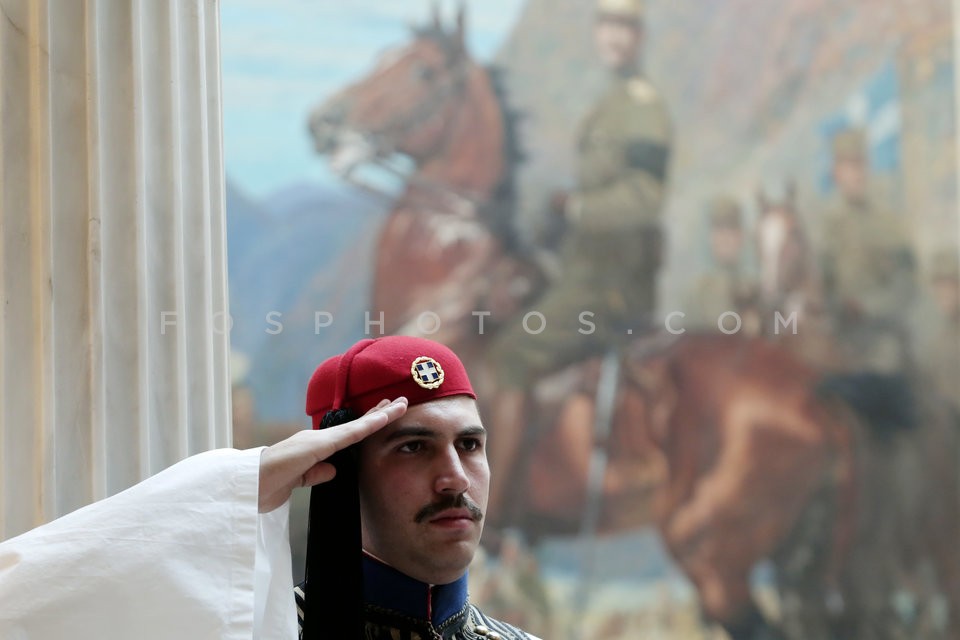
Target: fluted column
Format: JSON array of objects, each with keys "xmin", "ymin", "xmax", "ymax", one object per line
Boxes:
[
  {"xmin": 0, "ymin": 0, "xmax": 231, "ymax": 539},
  {"xmin": 956, "ymin": 0, "xmax": 960, "ymax": 239}
]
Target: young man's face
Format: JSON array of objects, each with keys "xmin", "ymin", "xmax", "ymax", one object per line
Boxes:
[
  {"xmin": 833, "ymin": 158, "xmax": 868, "ymax": 202},
  {"xmin": 710, "ymin": 226, "xmax": 744, "ymax": 267},
  {"xmin": 594, "ymin": 17, "xmax": 642, "ymax": 70},
  {"xmin": 358, "ymin": 395, "xmax": 489, "ymax": 585}
]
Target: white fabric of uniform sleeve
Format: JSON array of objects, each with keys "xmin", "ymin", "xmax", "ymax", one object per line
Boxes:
[{"xmin": 0, "ymin": 447, "xmax": 297, "ymax": 640}]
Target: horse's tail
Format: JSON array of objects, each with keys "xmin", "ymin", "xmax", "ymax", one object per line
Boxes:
[
  {"xmin": 814, "ymin": 371, "xmax": 917, "ymax": 593},
  {"xmin": 817, "ymin": 386, "xmax": 860, "ymax": 594},
  {"xmin": 814, "ymin": 372, "xmax": 919, "ymax": 439}
]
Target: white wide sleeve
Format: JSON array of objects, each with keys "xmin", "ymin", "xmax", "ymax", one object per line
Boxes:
[{"xmin": 0, "ymin": 447, "xmax": 297, "ymax": 640}]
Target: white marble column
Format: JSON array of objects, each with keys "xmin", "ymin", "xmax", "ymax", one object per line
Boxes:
[
  {"xmin": 956, "ymin": 0, "xmax": 960, "ymax": 245},
  {"xmin": 0, "ymin": 0, "xmax": 231, "ymax": 540}
]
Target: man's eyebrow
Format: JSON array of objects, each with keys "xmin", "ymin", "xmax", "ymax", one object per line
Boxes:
[
  {"xmin": 383, "ymin": 425, "xmax": 487, "ymax": 442},
  {"xmin": 384, "ymin": 427, "xmax": 435, "ymax": 442}
]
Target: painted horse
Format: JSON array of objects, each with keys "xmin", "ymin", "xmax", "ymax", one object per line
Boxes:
[
  {"xmin": 624, "ymin": 333, "xmax": 960, "ymax": 639},
  {"xmin": 306, "ymin": 5, "xmax": 663, "ymax": 540},
  {"xmin": 307, "ymin": 5, "xmax": 533, "ymax": 358},
  {"xmin": 754, "ymin": 180, "xmax": 842, "ymax": 370}
]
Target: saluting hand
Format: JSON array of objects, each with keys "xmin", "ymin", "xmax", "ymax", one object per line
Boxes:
[{"xmin": 258, "ymin": 397, "xmax": 408, "ymax": 513}]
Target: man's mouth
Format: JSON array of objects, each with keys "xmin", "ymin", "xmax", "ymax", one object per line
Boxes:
[
  {"xmin": 429, "ymin": 508, "xmax": 478, "ymax": 522},
  {"xmin": 427, "ymin": 509, "xmax": 479, "ymax": 530}
]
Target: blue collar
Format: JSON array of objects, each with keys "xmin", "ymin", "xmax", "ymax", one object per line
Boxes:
[{"xmin": 362, "ymin": 553, "xmax": 469, "ymax": 626}]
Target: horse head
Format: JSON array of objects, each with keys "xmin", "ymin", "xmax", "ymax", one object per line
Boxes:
[
  {"xmin": 755, "ymin": 178, "xmax": 812, "ymax": 310},
  {"xmin": 306, "ymin": 4, "xmax": 526, "ymax": 341},
  {"xmin": 308, "ymin": 4, "xmax": 483, "ymax": 181}
]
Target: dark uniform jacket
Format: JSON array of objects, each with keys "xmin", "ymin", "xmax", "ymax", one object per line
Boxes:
[{"xmin": 295, "ymin": 555, "xmax": 536, "ymax": 640}]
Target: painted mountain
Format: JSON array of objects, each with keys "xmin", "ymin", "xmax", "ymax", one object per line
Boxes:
[{"xmin": 226, "ymin": 179, "xmax": 386, "ymax": 421}]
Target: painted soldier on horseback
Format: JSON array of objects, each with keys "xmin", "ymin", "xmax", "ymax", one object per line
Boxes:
[{"xmin": 486, "ymin": 0, "xmax": 672, "ymax": 525}]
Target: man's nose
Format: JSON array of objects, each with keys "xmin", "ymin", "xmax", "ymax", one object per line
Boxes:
[{"xmin": 434, "ymin": 447, "xmax": 470, "ymax": 494}]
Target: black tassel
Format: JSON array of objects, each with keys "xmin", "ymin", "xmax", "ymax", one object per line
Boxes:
[{"xmin": 302, "ymin": 408, "xmax": 363, "ymax": 640}]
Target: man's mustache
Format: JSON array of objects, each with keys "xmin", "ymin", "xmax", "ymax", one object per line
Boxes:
[{"xmin": 414, "ymin": 494, "xmax": 484, "ymax": 523}]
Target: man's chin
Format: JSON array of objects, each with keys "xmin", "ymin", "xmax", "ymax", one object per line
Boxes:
[
  {"xmin": 424, "ymin": 559, "xmax": 474, "ymax": 586},
  {"xmin": 400, "ymin": 551, "xmax": 473, "ymax": 586},
  {"xmin": 430, "ymin": 544, "xmax": 478, "ymax": 578}
]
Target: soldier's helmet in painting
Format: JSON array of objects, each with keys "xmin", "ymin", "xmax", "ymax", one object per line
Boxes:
[
  {"xmin": 709, "ymin": 195, "xmax": 743, "ymax": 230},
  {"xmin": 596, "ymin": 0, "xmax": 644, "ymax": 23}
]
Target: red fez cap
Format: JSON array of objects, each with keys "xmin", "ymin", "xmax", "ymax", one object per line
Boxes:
[{"xmin": 306, "ymin": 336, "xmax": 476, "ymax": 427}]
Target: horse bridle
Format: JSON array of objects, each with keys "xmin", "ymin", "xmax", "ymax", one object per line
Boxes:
[{"xmin": 337, "ymin": 60, "xmax": 485, "ymax": 216}]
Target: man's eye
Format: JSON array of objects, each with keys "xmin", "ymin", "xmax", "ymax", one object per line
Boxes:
[
  {"xmin": 459, "ymin": 438, "xmax": 482, "ymax": 452},
  {"xmin": 398, "ymin": 441, "xmax": 424, "ymax": 453}
]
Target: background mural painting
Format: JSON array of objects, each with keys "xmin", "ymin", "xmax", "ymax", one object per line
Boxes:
[{"xmin": 222, "ymin": 1, "xmax": 960, "ymax": 638}]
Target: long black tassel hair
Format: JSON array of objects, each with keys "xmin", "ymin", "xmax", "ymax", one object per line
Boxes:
[{"xmin": 302, "ymin": 407, "xmax": 363, "ymax": 640}]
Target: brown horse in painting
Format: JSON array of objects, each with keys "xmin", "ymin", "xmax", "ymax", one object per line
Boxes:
[
  {"xmin": 307, "ymin": 5, "xmax": 533, "ymax": 358},
  {"xmin": 306, "ymin": 6, "xmax": 662, "ymax": 537},
  {"xmin": 625, "ymin": 333, "xmax": 960, "ymax": 640}
]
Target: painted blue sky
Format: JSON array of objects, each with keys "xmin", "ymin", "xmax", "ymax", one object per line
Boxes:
[{"xmin": 221, "ymin": 0, "xmax": 527, "ymax": 199}]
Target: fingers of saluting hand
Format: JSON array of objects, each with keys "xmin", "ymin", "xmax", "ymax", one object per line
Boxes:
[
  {"xmin": 258, "ymin": 397, "xmax": 407, "ymax": 513},
  {"xmin": 316, "ymin": 397, "xmax": 409, "ymax": 457}
]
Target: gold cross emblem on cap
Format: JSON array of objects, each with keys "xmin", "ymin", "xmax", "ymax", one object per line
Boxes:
[{"xmin": 411, "ymin": 356, "xmax": 445, "ymax": 389}]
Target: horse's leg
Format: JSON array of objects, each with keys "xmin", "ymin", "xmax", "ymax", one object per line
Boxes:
[
  {"xmin": 775, "ymin": 538, "xmax": 847, "ymax": 640},
  {"xmin": 688, "ymin": 566, "xmax": 785, "ymax": 640},
  {"xmin": 664, "ymin": 425, "xmax": 824, "ymax": 565},
  {"xmin": 935, "ymin": 504, "xmax": 960, "ymax": 638},
  {"xmin": 720, "ymin": 607, "xmax": 787, "ymax": 640},
  {"xmin": 917, "ymin": 410, "xmax": 960, "ymax": 637},
  {"xmin": 526, "ymin": 393, "xmax": 593, "ymax": 515},
  {"xmin": 664, "ymin": 492, "xmax": 789, "ymax": 640},
  {"xmin": 662, "ymin": 394, "xmax": 835, "ymax": 639},
  {"xmin": 487, "ymin": 388, "xmax": 528, "ymax": 525},
  {"xmin": 932, "ymin": 416, "xmax": 960, "ymax": 638}
]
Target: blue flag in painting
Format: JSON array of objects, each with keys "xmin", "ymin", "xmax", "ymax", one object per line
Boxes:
[{"xmin": 819, "ymin": 62, "xmax": 901, "ymax": 193}]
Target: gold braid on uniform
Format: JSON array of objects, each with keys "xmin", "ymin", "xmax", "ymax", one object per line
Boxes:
[{"xmin": 294, "ymin": 584, "xmax": 533, "ymax": 640}]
